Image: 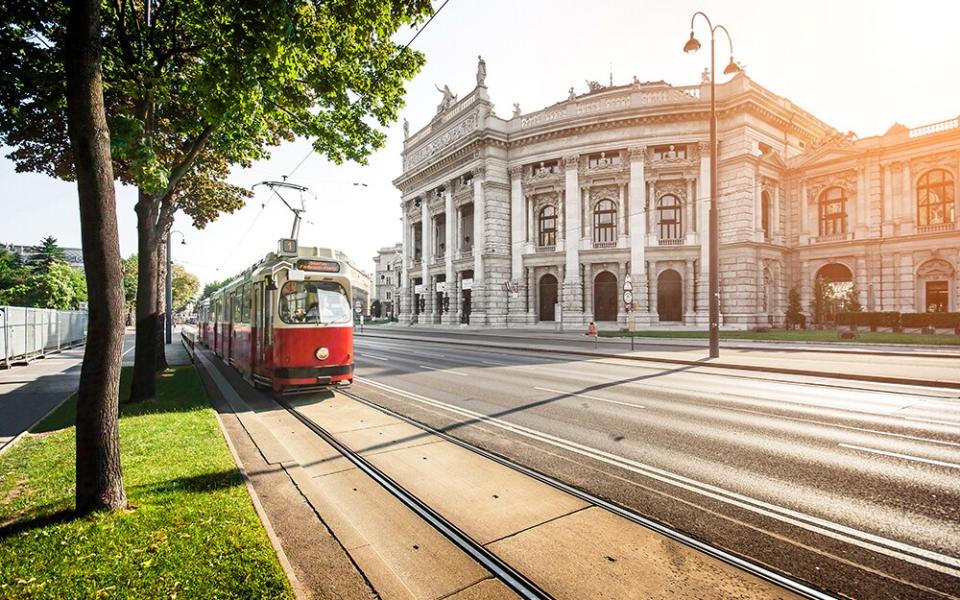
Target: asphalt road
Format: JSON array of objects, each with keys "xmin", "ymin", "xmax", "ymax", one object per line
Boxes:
[{"xmin": 350, "ymin": 332, "xmax": 960, "ymax": 599}]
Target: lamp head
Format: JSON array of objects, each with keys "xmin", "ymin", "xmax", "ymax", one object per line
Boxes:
[
  {"xmin": 683, "ymin": 31, "xmax": 701, "ymax": 53},
  {"xmin": 180, "ymin": 239, "xmax": 186, "ymax": 245},
  {"xmin": 723, "ymin": 57, "xmax": 742, "ymax": 75}
]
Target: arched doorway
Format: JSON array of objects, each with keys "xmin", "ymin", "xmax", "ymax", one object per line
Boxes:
[
  {"xmin": 657, "ymin": 270, "xmax": 682, "ymax": 322},
  {"xmin": 593, "ymin": 271, "xmax": 618, "ymax": 322},
  {"xmin": 539, "ymin": 274, "xmax": 558, "ymax": 322},
  {"xmin": 814, "ymin": 263, "xmax": 854, "ymax": 322}
]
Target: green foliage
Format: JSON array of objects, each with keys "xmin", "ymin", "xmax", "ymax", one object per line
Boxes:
[
  {"xmin": 0, "ymin": 241, "xmax": 86, "ymax": 309},
  {"xmin": 171, "ymin": 263, "xmax": 200, "ymax": 311},
  {"xmin": 121, "ymin": 255, "xmax": 200, "ymax": 312},
  {"xmin": 1, "ymin": 367, "xmax": 293, "ymax": 599},
  {"xmin": 1, "ymin": 0, "xmax": 434, "ymax": 230},
  {"xmin": 785, "ymin": 286, "xmax": 804, "ymax": 329},
  {"xmin": 809, "ymin": 276, "xmax": 828, "ymax": 325},
  {"xmin": 844, "ymin": 284, "xmax": 863, "ymax": 312},
  {"xmin": 201, "ymin": 278, "xmax": 230, "ymax": 300},
  {"xmin": 837, "ymin": 311, "xmax": 902, "ymax": 330}
]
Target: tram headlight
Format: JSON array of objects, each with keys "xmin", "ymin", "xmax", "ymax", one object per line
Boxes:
[{"xmin": 315, "ymin": 347, "xmax": 330, "ymax": 360}]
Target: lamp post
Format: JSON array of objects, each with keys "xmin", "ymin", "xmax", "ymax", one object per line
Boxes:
[
  {"xmin": 683, "ymin": 12, "xmax": 741, "ymax": 359},
  {"xmin": 165, "ymin": 230, "xmax": 186, "ymax": 344}
]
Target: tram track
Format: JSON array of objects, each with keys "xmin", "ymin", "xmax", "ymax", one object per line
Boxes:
[
  {"xmin": 276, "ymin": 394, "xmax": 554, "ymax": 600},
  {"xmin": 319, "ymin": 386, "xmax": 835, "ymax": 600}
]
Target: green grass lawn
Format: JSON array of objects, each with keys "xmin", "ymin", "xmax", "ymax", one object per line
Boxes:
[
  {"xmin": 598, "ymin": 329, "xmax": 960, "ymax": 345},
  {"xmin": 0, "ymin": 367, "xmax": 293, "ymax": 599}
]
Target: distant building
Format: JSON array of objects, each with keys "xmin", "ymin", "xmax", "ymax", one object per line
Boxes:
[
  {"xmin": 372, "ymin": 243, "xmax": 402, "ymax": 318},
  {"xmin": 1, "ymin": 242, "xmax": 84, "ymax": 271},
  {"xmin": 393, "ymin": 60, "xmax": 960, "ymax": 328},
  {"xmin": 334, "ymin": 250, "xmax": 373, "ymax": 316}
]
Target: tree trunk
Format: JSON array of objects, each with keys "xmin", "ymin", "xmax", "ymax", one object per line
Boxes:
[
  {"xmin": 129, "ymin": 193, "xmax": 160, "ymax": 402},
  {"xmin": 155, "ymin": 237, "xmax": 168, "ymax": 371},
  {"xmin": 64, "ymin": 0, "xmax": 127, "ymax": 514}
]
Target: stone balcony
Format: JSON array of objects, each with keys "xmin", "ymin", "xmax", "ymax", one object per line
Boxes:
[
  {"xmin": 657, "ymin": 238, "xmax": 685, "ymax": 247},
  {"xmin": 815, "ymin": 232, "xmax": 854, "ymax": 243},
  {"xmin": 917, "ymin": 221, "xmax": 957, "ymax": 234}
]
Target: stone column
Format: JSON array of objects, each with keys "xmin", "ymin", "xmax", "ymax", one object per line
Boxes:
[
  {"xmin": 754, "ymin": 170, "xmax": 763, "ymax": 242},
  {"xmin": 400, "ymin": 208, "xmax": 410, "ymax": 323},
  {"xmin": 421, "ymin": 198, "xmax": 431, "ymax": 322},
  {"xmin": 686, "ymin": 178, "xmax": 696, "ymax": 239},
  {"xmin": 617, "ymin": 183, "xmax": 627, "ymax": 247},
  {"xmin": 799, "ymin": 181, "xmax": 810, "ymax": 244},
  {"xmin": 647, "ymin": 183, "xmax": 657, "ymax": 242},
  {"xmin": 900, "ymin": 161, "xmax": 913, "ymax": 234},
  {"xmin": 443, "ymin": 186, "xmax": 457, "ymax": 325},
  {"xmin": 697, "ymin": 141, "xmax": 710, "ymax": 325},
  {"xmin": 772, "ymin": 183, "xmax": 781, "ymax": 241},
  {"xmin": 882, "ymin": 164, "xmax": 894, "ymax": 236},
  {"xmin": 628, "ymin": 146, "xmax": 649, "ymax": 325},
  {"xmin": 684, "ymin": 259, "xmax": 695, "ymax": 324},
  {"xmin": 508, "ymin": 166, "xmax": 526, "ymax": 326},
  {"xmin": 472, "ymin": 168, "xmax": 486, "ymax": 325},
  {"xmin": 649, "ymin": 262, "xmax": 659, "ymax": 323},
  {"xmin": 527, "ymin": 195, "xmax": 535, "ymax": 246},
  {"xmin": 583, "ymin": 262, "xmax": 593, "ymax": 322},
  {"xmin": 856, "ymin": 166, "xmax": 867, "ymax": 237},
  {"xmin": 527, "ymin": 266, "xmax": 536, "ymax": 323},
  {"xmin": 582, "ymin": 186, "xmax": 590, "ymax": 245},
  {"xmin": 562, "ymin": 154, "xmax": 583, "ymax": 325}
]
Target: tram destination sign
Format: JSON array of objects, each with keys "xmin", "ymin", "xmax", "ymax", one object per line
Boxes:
[{"xmin": 296, "ymin": 259, "xmax": 341, "ymax": 273}]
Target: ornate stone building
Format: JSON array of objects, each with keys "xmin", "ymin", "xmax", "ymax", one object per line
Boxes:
[
  {"xmin": 393, "ymin": 59, "xmax": 960, "ymax": 328},
  {"xmin": 372, "ymin": 243, "xmax": 402, "ymax": 319}
]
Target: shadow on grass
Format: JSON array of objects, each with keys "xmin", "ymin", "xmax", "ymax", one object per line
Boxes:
[
  {"xmin": 0, "ymin": 507, "xmax": 75, "ymax": 541},
  {"xmin": 31, "ymin": 366, "xmax": 210, "ymax": 435},
  {"xmin": 134, "ymin": 469, "xmax": 243, "ymax": 496}
]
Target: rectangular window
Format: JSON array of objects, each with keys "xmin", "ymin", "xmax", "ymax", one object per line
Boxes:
[
  {"xmin": 927, "ymin": 281, "xmax": 948, "ymax": 312},
  {"xmin": 413, "ymin": 227, "xmax": 422, "ymax": 261},
  {"xmin": 434, "ymin": 214, "xmax": 446, "ymax": 257}
]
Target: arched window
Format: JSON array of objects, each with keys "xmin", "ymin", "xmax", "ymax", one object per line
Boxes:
[
  {"xmin": 657, "ymin": 194, "xmax": 682, "ymax": 241},
  {"xmin": 538, "ymin": 205, "xmax": 557, "ymax": 247},
  {"xmin": 760, "ymin": 190, "xmax": 771, "ymax": 240},
  {"xmin": 593, "ymin": 199, "xmax": 617, "ymax": 244},
  {"xmin": 818, "ymin": 187, "xmax": 846, "ymax": 237},
  {"xmin": 917, "ymin": 169, "xmax": 955, "ymax": 226}
]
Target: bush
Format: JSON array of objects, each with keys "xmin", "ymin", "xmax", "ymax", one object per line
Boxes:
[
  {"xmin": 837, "ymin": 311, "xmax": 901, "ymax": 330},
  {"xmin": 902, "ymin": 312, "xmax": 960, "ymax": 330}
]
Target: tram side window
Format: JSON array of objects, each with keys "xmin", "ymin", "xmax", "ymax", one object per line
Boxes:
[
  {"xmin": 279, "ymin": 281, "xmax": 352, "ymax": 325},
  {"xmin": 241, "ymin": 283, "xmax": 252, "ymax": 323}
]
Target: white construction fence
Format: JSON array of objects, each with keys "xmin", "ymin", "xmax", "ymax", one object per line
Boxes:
[{"xmin": 0, "ymin": 306, "xmax": 88, "ymax": 367}]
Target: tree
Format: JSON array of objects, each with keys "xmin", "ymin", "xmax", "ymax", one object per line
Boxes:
[
  {"xmin": 171, "ymin": 263, "xmax": 199, "ymax": 312},
  {"xmin": 845, "ymin": 283, "xmax": 863, "ymax": 313},
  {"xmin": 121, "ymin": 254, "xmax": 138, "ymax": 315},
  {"xmin": 785, "ymin": 286, "xmax": 804, "ymax": 330},
  {"xmin": 810, "ymin": 275, "xmax": 829, "ymax": 326},
  {"xmin": 0, "ymin": 250, "xmax": 32, "ymax": 306},
  {"xmin": 200, "ymin": 278, "xmax": 229, "ymax": 300},
  {"xmin": 64, "ymin": 0, "xmax": 128, "ymax": 513},
  {"xmin": 28, "ymin": 261, "xmax": 87, "ymax": 309},
  {"xmin": 1, "ymin": 0, "xmax": 432, "ymax": 402},
  {"xmin": 31, "ymin": 235, "xmax": 67, "ymax": 270}
]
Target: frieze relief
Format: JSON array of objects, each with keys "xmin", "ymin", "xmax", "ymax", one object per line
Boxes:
[
  {"xmin": 403, "ymin": 109, "xmax": 480, "ymax": 171},
  {"xmin": 589, "ymin": 185, "xmax": 619, "ymax": 204},
  {"xmin": 654, "ymin": 179, "xmax": 688, "ymax": 201},
  {"xmin": 910, "ymin": 151, "xmax": 958, "ymax": 179},
  {"xmin": 805, "ymin": 169, "xmax": 857, "ymax": 203},
  {"xmin": 531, "ymin": 191, "xmax": 560, "ymax": 211}
]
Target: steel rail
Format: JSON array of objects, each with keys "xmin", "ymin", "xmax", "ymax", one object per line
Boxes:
[
  {"xmin": 339, "ymin": 387, "xmax": 838, "ymax": 600},
  {"xmin": 277, "ymin": 397, "xmax": 554, "ymax": 600}
]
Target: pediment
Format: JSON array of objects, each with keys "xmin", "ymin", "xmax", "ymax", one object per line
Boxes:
[{"xmin": 791, "ymin": 144, "xmax": 862, "ymax": 170}]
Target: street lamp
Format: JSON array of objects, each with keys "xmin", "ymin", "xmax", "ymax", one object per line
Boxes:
[
  {"xmin": 683, "ymin": 12, "xmax": 741, "ymax": 359},
  {"xmin": 165, "ymin": 230, "xmax": 186, "ymax": 344}
]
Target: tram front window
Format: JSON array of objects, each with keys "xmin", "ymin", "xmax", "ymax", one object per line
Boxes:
[{"xmin": 279, "ymin": 281, "xmax": 352, "ymax": 325}]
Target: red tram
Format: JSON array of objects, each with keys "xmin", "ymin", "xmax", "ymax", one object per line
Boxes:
[{"xmin": 197, "ymin": 241, "xmax": 354, "ymax": 394}]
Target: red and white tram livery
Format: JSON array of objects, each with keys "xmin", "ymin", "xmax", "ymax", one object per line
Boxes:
[{"xmin": 198, "ymin": 241, "xmax": 355, "ymax": 394}]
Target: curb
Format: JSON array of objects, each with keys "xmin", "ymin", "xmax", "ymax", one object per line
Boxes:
[{"xmin": 357, "ymin": 332, "xmax": 960, "ymax": 390}]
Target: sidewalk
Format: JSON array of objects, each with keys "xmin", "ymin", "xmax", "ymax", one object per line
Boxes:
[
  {"xmin": 194, "ymin": 346, "xmax": 805, "ymax": 600},
  {"xmin": 358, "ymin": 328, "xmax": 960, "ymax": 388}
]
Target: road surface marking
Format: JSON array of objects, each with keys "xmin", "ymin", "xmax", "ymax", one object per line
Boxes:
[
  {"xmin": 534, "ymin": 386, "xmax": 645, "ymax": 409},
  {"xmin": 121, "ymin": 344, "xmax": 136, "ymax": 357},
  {"xmin": 901, "ymin": 416, "xmax": 960, "ymax": 427},
  {"xmin": 357, "ymin": 352, "xmax": 388, "ymax": 361},
  {"xmin": 839, "ymin": 444, "xmax": 960, "ymax": 470},
  {"xmin": 358, "ymin": 377, "xmax": 960, "ymax": 579},
  {"xmin": 418, "ymin": 365, "xmax": 468, "ymax": 377}
]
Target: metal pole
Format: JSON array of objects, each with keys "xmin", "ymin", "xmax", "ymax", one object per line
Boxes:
[
  {"xmin": 165, "ymin": 232, "xmax": 173, "ymax": 344},
  {"xmin": 708, "ymin": 34, "xmax": 720, "ymax": 359}
]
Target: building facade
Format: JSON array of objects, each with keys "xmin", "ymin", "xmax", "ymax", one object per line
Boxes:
[
  {"xmin": 393, "ymin": 60, "xmax": 960, "ymax": 328},
  {"xmin": 372, "ymin": 243, "xmax": 402, "ymax": 318}
]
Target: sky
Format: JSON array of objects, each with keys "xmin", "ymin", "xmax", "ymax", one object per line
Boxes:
[{"xmin": 2, "ymin": 0, "xmax": 959, "ymax": 286}]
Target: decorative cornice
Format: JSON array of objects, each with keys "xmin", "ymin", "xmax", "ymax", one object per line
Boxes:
[{"xmin": 563, "ymin": 154, "xmax": 580, "ymax": 170}]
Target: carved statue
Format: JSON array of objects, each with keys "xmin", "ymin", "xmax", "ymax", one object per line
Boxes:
[
  {"xmin": 701, "ymin": 68, "xmax": 711, "ymax": 84},
  {"xmin": 435, "ymin": 84, "xmax": 457, "ymax": 114},
  {"xmin": 512, "ymin": 103, "xmax": 521, "ymax": 118},
  {"xmin": 403, "ymin": 118, "xmax": 409, "ymax": 139},
  {"xmin": 567, "ymin": 87, "xmax": 576, "ymax": 101},
  {"xmin": 585, "ymin": 80, "xmax": 604, "ymax": 93},
  {"xmin": 476, "ymin": 55, "xmax": 486, "ymax": 87}
]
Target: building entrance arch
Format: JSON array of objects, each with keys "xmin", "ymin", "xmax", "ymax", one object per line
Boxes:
[
  {"xmin": 593, "ymin": 271, "xmax": 618, "ymax": 322},
  {"xmin": 657, "ymin": 269, "xmax": 682, "ymax": 322},
  {"xmin": 539, "ymin": 274, "xmax": 558, "ymax": 322},
  {"xmin": 814, "ymin": 263, "xmax": 854, "ymax": 322}
]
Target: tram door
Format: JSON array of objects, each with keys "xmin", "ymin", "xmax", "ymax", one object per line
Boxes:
[
  {"xmin": 252, "ymin": 281, "xmax": 262, "ymax": 373},
  {"xmin": 227, "ymin": 292, "xmax": 236, "ymax": 362},
  {"xmin": 256, "ymin": 281, "xmax": 270, "ymax": 367}
]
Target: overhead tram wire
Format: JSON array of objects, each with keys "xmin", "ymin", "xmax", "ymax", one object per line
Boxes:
[{"xmin": 282, "ymin": 0, "xmax": 454, "ymax": 180}]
